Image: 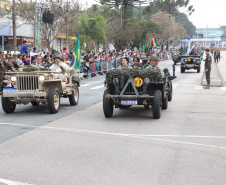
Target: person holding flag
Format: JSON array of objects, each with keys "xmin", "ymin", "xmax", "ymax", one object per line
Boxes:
[
  {"xmin": 70, "ymin": 34, "xmax": 81, "ymax": 71},
  {"xmin": 189, "ymin": 42, "xmax": 195, "ymax": 55}
]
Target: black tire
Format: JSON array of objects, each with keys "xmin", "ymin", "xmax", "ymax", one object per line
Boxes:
[
  {"xmin": 197, "ymin": 66, "xmax": 200, "ymax": 73},
  {"xmin": 31, "ymin": 101, "xmax": 39, "ymax": 106},
  {"xmin": 48, "ymin": 87, "xmax": 60, "ymax": 114},
  {"xmin": 1, "ymin": 95, "xmax": 16, "ymax": 113},
  {"xmin": 103, "ymin": 89, "xmax": 114, "ymax": 118},
  {"xmin": 181, "ymin": 66, "xmax": 184, "ymax": 73},
  {"xmin": 168, "ymin": 81, "xmax": 173, "ymax": 101},
  {"xmin": 69, "ymin": 84, "xmax": 79, "ymax": 106},
  {"xmin": 152, "ymin": 90, "xmax": 161, "ymax": 119},
  {"xmin": 162, "ymin": 94, "xmax": 168, "ymax": 110}
]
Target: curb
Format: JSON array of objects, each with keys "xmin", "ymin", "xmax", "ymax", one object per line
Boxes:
[{"xmin": 216, "ymin": 57, "xmax": 226, "ymax": 87}]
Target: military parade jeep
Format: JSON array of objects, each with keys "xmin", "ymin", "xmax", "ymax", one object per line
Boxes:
[
  {"xmin": 180, "ymin": 55, "xmax": 201, "ymax": 73},
  {"xmin": 1, "ymin": 69, "xmax": 81, "ymax": 114},
  {"xmin": 103, "ymin": 66, "xmax": 176, "ymax": 119}
]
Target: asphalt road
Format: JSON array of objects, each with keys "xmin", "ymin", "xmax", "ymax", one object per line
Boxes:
[{"xmin": 1, "ymin": 60, "xmax": 226, "ymax": 185}]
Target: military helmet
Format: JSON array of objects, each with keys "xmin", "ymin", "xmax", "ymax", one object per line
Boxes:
[
  {"xmin": 150, "ymin": 54, "xmax": 159, "ymax": 61},
  {"xmin": 54, "ymin": 54, "xmax": 62, "ymax": 60},
  {"xmin": 0, "ymin": 49, "xmax": 4, "ymax": 53}
]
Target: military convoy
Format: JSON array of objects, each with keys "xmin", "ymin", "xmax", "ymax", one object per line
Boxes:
[
  {"xmin": 180, "ymin": 55, "xmax": 201, "ymax": 73},
  {"xmin": 1, "ymin": 67, "xmax": 80, "ymax": 114},
  {"xmin": 103, "ymin": 66, "xmax": 176, "ymax": 119}
]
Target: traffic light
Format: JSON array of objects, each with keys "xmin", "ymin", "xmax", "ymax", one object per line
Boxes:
[{"xmin": 42, "ymin": 11, "xmax": 54, "ymax": 24}]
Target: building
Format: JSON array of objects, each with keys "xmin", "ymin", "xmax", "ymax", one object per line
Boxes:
[{"xmin": 181, "ymin": 27, "xmax": 224, "ymax": 47}]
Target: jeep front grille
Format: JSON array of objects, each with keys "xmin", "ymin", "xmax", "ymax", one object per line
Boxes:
[
  {"xmin": 124, "ymin": 83, "xmax": 143, "ymax": 94},
  {"xmin": 17, "ymin": 76, "xmax": 39, "ymax": 90}
]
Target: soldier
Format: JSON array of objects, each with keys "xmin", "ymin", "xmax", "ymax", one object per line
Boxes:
[
  {"xmin": 214, "ymin": 49, "xmax": 217, "ymax": 63},
  {"xmin": 49, "ymin": 54, "xmax": 69, "ymax": 73},
  {"xmin": 12, "ymin": 54, "xmax": 20, "ymax": 69},
  {"xmin": 0, "ymin": 50, "xmax": 6, "ymax": 93},
  {"xmin": 5, "ymin": 57, "xmax": 16, "ymax": 72},
  {"xmin": 147, "ymin": 54, "xmax": 164, "ymax": 78},
  {"xmin": 217, "ymin": 49, "xmax": 220, "ymax": 62},
  {"xmin": 203, "ymin": 49, "xmax": 212, "ymax": 89},
  {"xmin": 117, "ymin": 57, "xmax": 132, "ymax": 69}
]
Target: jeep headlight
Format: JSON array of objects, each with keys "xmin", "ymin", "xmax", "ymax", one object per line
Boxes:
[
  {"xmin": 11, "ymin": 76, "xmax": 16, "ymax": 82},
  {"xmin": 185, "ymin": 59, "xmax": 187, "ymax": 62},
  {"xmin": 144, "ymin": 78, "xmax": 150, "ymax": 84},
  {"xmin": 113, "ymin": 78, "xmax": 119, "ymax": 84},
  {"xmin": 193, "ymin": 59, "xmax": 196, "ymax": 62},
  {"xmin": 39, "ymin": 75, "xmax": 45, "ymax": 81}
]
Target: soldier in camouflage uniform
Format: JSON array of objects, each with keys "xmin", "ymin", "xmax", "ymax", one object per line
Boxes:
[
  {"xmin": 203, "ymin": 49, "xmax": 212, "ymax": 89},
  {"xmin": 5, "ymin": 57, "xmax": 16, "ymax": 72},
  {"xmin": 146, "ymin": 54, "xmax": 164, "ymax": 78},
  {"xmin": 117, "ymin": 57, "xmax": 132, "ymax": 69},
  {"xmin": 0, "ymin": 50, "xmax": 6, "ymax": 93}
]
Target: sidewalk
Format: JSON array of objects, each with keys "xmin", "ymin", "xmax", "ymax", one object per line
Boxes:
[
  {"xmin": 201, "ymin": 53, "xmax": 222, "ymax": 87},
  {"xmin": 216, "ymin": 51, "xmax": 226, "ymax": 87}
]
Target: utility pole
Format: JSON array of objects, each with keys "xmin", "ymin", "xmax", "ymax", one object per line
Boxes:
[
  {"xmin": 34, "ymin": 0, "xmax": 37, "ymax": 47},
  {"xmin": 12, "ymin": 0, "xmax": 17, "ymax": 52}
]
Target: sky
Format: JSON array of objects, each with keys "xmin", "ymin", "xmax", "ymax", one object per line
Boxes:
[{"xmin": 83, "ymin": 0, "xmax": 226, "ymax": 28}]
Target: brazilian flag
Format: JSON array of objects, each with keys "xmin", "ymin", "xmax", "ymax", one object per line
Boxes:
[{"xmin": 70, "ymin": 34, "xmax": 80, "ymax": 70}]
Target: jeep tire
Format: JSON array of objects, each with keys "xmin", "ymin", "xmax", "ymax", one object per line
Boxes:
[
  {"xmin": 197, "ymin": 65, "xmax": 200, "ymax": 73},
  {"xmin": 152, "ymin": 90, "xmax": 162, "ymax": 119},
  {"xmin": 103, "ymin": 89, "xmax": 114, "ymax": 118},
  {"xmin": 2, "ymin": 95, "xmax": 16, "ymax": 113},
  {"xmin": 48, "ymin": 87, "xmax": 60, "ymax": 114},
  {"xmin": 69, "ymin": 84, "xmax": 79, "ymax": 106},
  {"xmin": 168, "ymin": 81, "xmax": 173, "ymax": 101},
  {"xmin": 181, "ymin": 66, "xmax": 185, "ymax": 73},
  {"xmin": 162, "ymin": 94, "xmax": 168, "ymax": 110}
]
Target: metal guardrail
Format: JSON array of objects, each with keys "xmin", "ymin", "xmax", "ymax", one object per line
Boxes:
[{"xmin": 81, "ymin": 60, "xmax": 119, "ymax": 78}]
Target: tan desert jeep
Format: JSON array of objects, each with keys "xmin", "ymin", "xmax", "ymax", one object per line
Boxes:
[{"xmin": 1, "ymin": 69, "xmax": 81, "ymax": 114}]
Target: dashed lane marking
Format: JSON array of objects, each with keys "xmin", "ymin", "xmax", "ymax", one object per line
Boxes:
[
  {"xmin": 1, "ymin": 122, "xmax": 226, "ymax": 151},
  {"xmin": 194, "ymin": 86, "xmax": 203, "ymax": 90},
  {"xmin": 81, "ymin": 84, "xmax": 90, "ymax": 87},
  {"xmin": 90, "ymin": 85, "xmax": 105, "ymax": 90},
  {"xmin": 172, "ymin": 83, "xmax": 179, "ymax": 90},
  {"xmin": 0, "ymin": 178, "xmax": 33, "ymax": 185}
]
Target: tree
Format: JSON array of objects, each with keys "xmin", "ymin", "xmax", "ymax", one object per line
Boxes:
[
  {"xmin": 74, "ymin": 14, "xmax": 106, "ymax": 51},
  {"xmin": 151, "ymin": 12, "xmax": 186, "ymax": 47},
  {"xmin": 153, "ymin": 0, "xmax": 195, "ymax": 17}
]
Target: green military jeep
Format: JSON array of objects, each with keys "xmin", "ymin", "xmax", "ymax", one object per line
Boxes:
[
  {"xmin": 180, "ymin": 55, "xmax": 201, "ymax": 73},
  {"xmin": 103, "ymin": 66, "xmax": 176, "ymax": 119}
]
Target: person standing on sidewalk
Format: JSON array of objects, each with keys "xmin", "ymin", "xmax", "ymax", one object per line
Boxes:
[{"xmin": 203, "ymin": 49, "xmax": 212, "ymax": 89}]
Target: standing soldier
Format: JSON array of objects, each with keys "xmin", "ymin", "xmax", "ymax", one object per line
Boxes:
[
  {"xmin": 203, "ymin": 49, "xmax": 212, "ymax": 89},
  {"xmin": 214, "ymin": 49, "xmax": 217, "ymax": 63},
  {"xmin": 217, "ymin": 49, "xmax": 220, "ymax": 62},
  {"xmin": 0, "ymin": 49, "xmax": 6, "ymax": 94}
]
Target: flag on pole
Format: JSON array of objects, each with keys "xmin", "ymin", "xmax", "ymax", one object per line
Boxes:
[
  {"xmin": 70, "ymin": 34, "xmax": 80, "ymax": 70},
  {"xmin": 151, "ymin": 34, "xmax": 158, "ymax": 48},
  {"xmin": 187, "ymin": 38, "xmax": 191, "ymax": 55}
]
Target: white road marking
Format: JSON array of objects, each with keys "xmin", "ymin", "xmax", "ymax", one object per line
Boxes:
[
  {"xmin": 81, "ymin": 84, "xmax": 90, "ymax": 87},
  {"xmin": 90, "ymin": 85, "xmax": 104, "ymax": 90},
  {"xmin": 0, "ymin": 178, "xmax": 33, "ymax": 185},
  {"xmin": 221, "ymin": 87, "xmax": 226, "ymax": 91},
  {"xmin": 1, "ymin": 123, "xmax": 226, "ymax": 150},
  {"xmin": 172, "ymin": 83, "xmax": 179, "ymax": 90},
  {"xmin": 194, "ymin": 86, "xmax": 203, "ymax": 90}
]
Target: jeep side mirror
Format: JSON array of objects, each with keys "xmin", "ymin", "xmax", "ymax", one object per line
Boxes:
[{"xmin": 163, "ymin": 68, "xmax": 169, "ymax": 74}]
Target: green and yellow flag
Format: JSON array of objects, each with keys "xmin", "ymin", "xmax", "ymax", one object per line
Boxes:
[{"xmin": 70, "ymin": 34, "xmax": 80, "ymax": 70}]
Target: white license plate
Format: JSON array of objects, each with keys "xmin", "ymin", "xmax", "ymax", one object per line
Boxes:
[
  {"xmin": 121, "ymin": 100, "xmax": 137, "ymax": 105},
  {"xmin": 3, "ymin": 88, "xmax": 18, "ymax": 94},
  {"xmin": 186, "ymin": 64, "xmax": 194, "ymax": 67}
]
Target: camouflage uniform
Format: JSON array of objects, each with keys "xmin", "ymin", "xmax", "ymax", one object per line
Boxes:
[
  {"xmin": 117, "ymin": 65, "xmax": 132, "ymax": 69},
  {"xmin": 204, "ymin": 54, "xmax": 212, "ymax": 85},
  {"xmin": 0, "ymin": 57, "xmax": 6, "ymax": 92}
]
